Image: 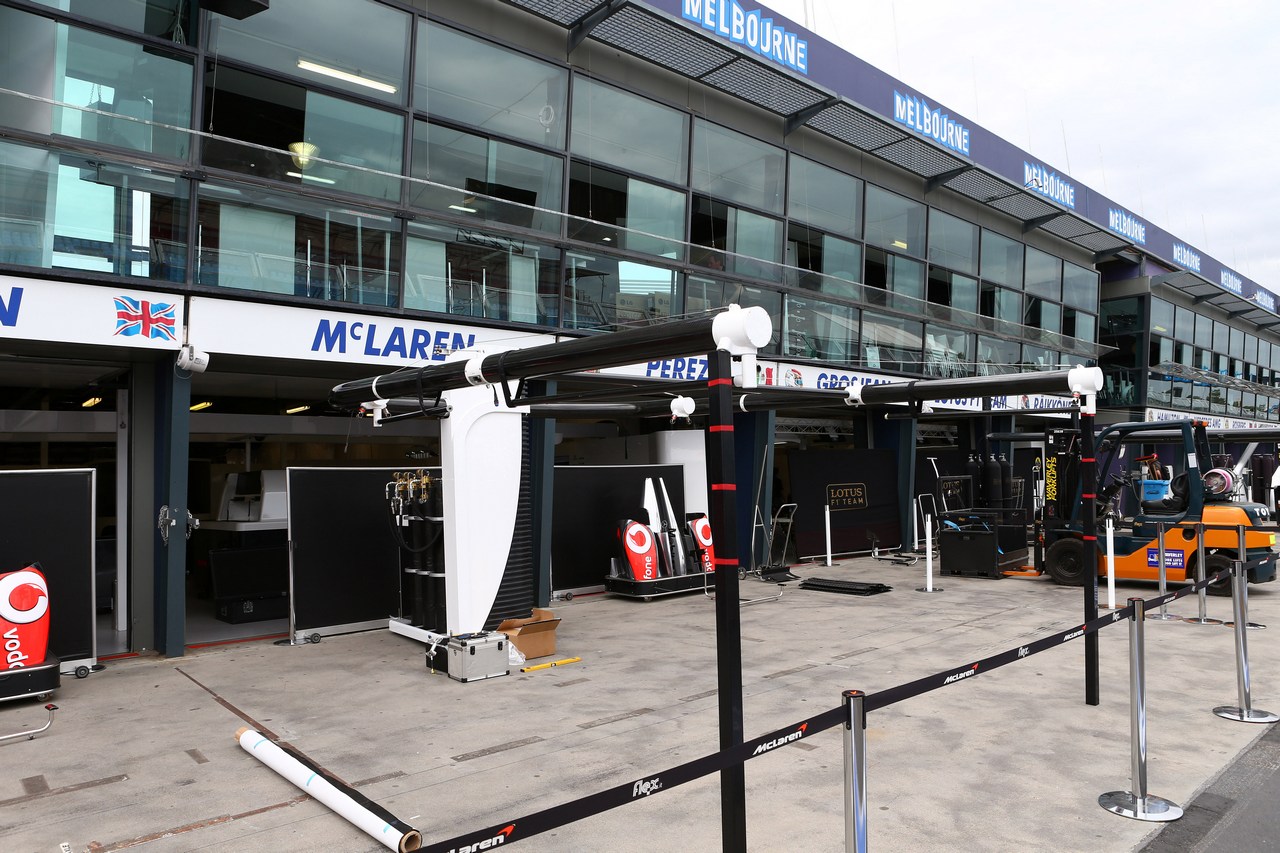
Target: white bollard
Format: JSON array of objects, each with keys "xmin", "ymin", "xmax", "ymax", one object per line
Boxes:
[
  {"xmin": 1106, "ymin": 517, "xmax": 1116, "ymax": 610},
  {"xmin": 917, "ymin": 515, "xmax": 942, "ymax": 593},
  {"xmin": 825, "ymin": 504, "xmax": 833, "ymax": 567}
]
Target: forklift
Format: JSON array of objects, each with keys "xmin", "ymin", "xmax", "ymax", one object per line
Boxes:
[{"xmin": 1040, "ymin": 419, "xmax": 1279, "ymax": 593}]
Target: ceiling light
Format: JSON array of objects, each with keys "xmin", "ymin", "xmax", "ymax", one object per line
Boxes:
[
  {"xmin": 190, "ymin": 401, "xmax": 213, "ymax": 412},
  {"xmin": 891, "ymin": 240, "xmax": 908, "ymax": 249},
  {"xmin": 288, "ymin": 142, "xmax": 318, "ymax": 170},
  {"xmin": 297, "ymin": 58, "xmax": 397, "ymax": 94},
  {"xmin": 82, "ymin": 396, "xmax": 103, "ymax": 408},
  {"xmin": 448, "ymin": 204, "xmax": 478, "ymax": 214},
  {"xmin": 286, "ymin": 404, "xmax": 310, "ymax": 414},
  {"xmin": 286, "ymin": 171, "xmax": 336, "ymax": 185}
]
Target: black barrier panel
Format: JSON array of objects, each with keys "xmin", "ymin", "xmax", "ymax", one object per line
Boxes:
[
  {"xmin": 551, "ymin": 465, "xmax": 684, "ymax": 591},
  {"xmin": 0, "ymin": 469, "xmax": 94, "ymax": 664},
  {"xmin": 288, "ymin": 467, "xmax": 417, "ymax": 635},
  {"xmin": 789, "ymin": 449, "xmax": 898, "ymax": 557},
  {"xmin": 419, "ymin": 705, "xmax": 846, "ymax": 853}
]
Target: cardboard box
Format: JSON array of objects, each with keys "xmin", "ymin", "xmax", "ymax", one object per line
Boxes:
[{"xmin": 497, "ymin": 608, "xmax": 561, "ymax": 660}]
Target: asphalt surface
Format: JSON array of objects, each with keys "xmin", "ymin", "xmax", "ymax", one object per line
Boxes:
[{"xmin": 2, "ymin": 554, "xmax": 1279, "ymax": 852}]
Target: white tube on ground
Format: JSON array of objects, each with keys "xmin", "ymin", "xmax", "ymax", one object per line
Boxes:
[
  {"xmin": 824, "ymin": 504, "xmax": 833, "ymax": 567},
  {"xmin": 1106, "ymin": 517, "xmax": 1116, "ymax": 610},
  {"xmin": 236, "ymin": 728, "xmax": 421, "ymax": 852}
]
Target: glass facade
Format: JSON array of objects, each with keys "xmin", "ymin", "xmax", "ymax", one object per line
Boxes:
[{"xmin": 10, "ymin": 0, "xmax": 1251, "ymax": 395}]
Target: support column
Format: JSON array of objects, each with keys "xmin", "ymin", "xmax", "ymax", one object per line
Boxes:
[
  {"xmin": 706, "ymin": 349, "xmax": 746, "ymax": 853},
  {"xmin": 154, "ymin": 359, "xmax": 191, "ymax": 657}
]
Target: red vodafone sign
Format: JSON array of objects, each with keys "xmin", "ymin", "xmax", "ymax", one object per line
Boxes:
[{"xmin": 1, "ymin": 564, "xmax": 50, "ymax": 669}]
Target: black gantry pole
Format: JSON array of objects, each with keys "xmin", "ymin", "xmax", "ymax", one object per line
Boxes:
[
  {"xmin": 1080, "ymin": 394, "xmax": 1100, "ymax": 705},
  {"xmin": 706, "ymin": 348, "xmax": 747, "ymax": 852}
]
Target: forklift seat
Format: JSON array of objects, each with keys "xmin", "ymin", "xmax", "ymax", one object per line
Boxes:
[{"xmin": 1141, "ymin": 472, "xmax": 1188, "ymax": 514}]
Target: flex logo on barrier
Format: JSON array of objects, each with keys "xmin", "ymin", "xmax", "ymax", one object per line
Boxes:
[
  {"xmin": 632, "ymin": 777, "xmax": 663, "ymax": 798},
  {"xmin": 752, "ymin": 723, "xmax": 808, "ymax": 756},
  {"xmin": 445, "ymin": 825, "xmax": 514, "ymax": 853}
]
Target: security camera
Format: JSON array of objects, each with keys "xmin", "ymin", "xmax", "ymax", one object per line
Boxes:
[{"xmin": 177, "ymin": 345, "xmax": 210, "ymax": 374}]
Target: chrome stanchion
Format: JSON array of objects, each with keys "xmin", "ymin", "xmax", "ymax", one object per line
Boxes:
[
  {"xmin": 1148, "ymin": 522, "xmax": 1180, "ymax": 621},
  {"xmin": 1099, "ymin": 598, "xmax": 1184, "ymax": 822},
  {"xmin": 1224, "ymin": 525, "xmax": 1266, "ymax": 631},
  {"xmin": 1213, "ymin": 538, "xmax": 1278, "ymax": 723},
  {"xmin": 1184, "ymin": 522, "xmax": 1222, "ymax": 626},
  {"xmin": 842, "ymin": 690, "xmax": 868, "ymax": 853}
]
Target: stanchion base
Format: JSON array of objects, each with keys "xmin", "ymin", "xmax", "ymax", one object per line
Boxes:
[
  {"xmin": 1183, "ymin": 616, "xmax": 1224, "ymax": 626},
  {"xmin": 915, "ymin": 587, "xmax": 944, "ymax": 593},
  {"xmin": 1146, "ymin": 612, "xmax": 1184, "ymax": 622},
  {"xmin": 1223, "ymin": 622, "xmax": 1266, "ymax": 630},
  {"xmin": 1213, "ymin": 706, "xmax": 1280, "ymax": 723},
  {"xmin": 1098, "ymin": 791, "xmax": 1183, "ymax": 822}
]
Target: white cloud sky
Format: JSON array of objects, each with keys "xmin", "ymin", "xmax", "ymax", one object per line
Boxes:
[{"xmin": 764, "ymin": 0, "xmax": 1280, "ymax": 290}]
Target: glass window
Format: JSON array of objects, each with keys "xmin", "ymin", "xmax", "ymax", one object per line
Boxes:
[
  {"xmin": 686, "ymin": 276, "xmax": 781, "ymax": 351},
  {"xmin": 30, "ymin": 0, "xmax": 194, "ymax": 41},
  {"xmin": 1245, "ymin": 334, "xmax": 1258, "ymax": 364},
  {"xmin": 417, "ymin": 21, "xmax": 566, "ymax": 147},
  {"xmin": 864, "ymin": 185, "xmax": 925, "ymax": 257},
  {"xmin": 787, "ymin": 225, "xmax": 860, "ymax": 293},
  {"xmin": 0, "ymin": 139, "xmax": 189, "ymax": 281},
  {"xmin": 571, "ymin": 78, "xmax": 686, "ymax": 183},
  {"xmin": 690, "ymin": 195, "xmax": 783, "ymax": 281},
  {"xmin": 411, "ymin": 121, "xmax": 562, "ymax": 233},
  {"xmin": 1024, "ymin": 247, "xmax": 1062, "ymax": 301},
  {"xmin": 1212, "ymin": 321, "xmax": 1229, "ymax": 354},
  {"xmin": 1174, "ymin": 304, "xmax": 1195, "ymax": 342},
  {"xmin": 1062, "ymin": 260, "xmax": 1098, "ymax": 312},
  {"xmin": 977, "ymin": 335, "xmax": 1019, "ymax": 375},
  {"xmin": 692, "ymin": 119, "xmax": 784, "ymax": 215},
  {"xmin": 196, "ymin": 181, "xmax": 399, "ymax": 306},
  {"xmin": 0, "ymin": 7, "xmax": 193, "ymax": 159},
  {"xmin": 562, "ymin": 255, "xmax": 681, "ymax": 331},
  {"xmin": 404, "ymin": 221, "xmax": 557, "ymax": 325},
  {"xmin": 1024, "ymin": 298, "xmax": 1061, "ymax": 334},
  {"xmin": 784, "ymin": 293, "xmax": 858, "ymax": 363},
  {"xmin": 1150, "ymin": 297, "xmax": 1174, "ymax": 337},
  {"xmin": 927, "ymin": 267, "xmax": 978, "ymax": 316},
  {"xmin": 203, "ymin": 66, "xmax": 402, "ymax": 200},
  {"xmin": 980, "ymin": 230, "xmax": 1022, "ymax": 287},
  {"xmin": 862, "ymin": 311, "xmax": 922, "ymax": 373},
  {"xmin": 1194, "ymin": 313, "xmax": 1213, "ymax": 349},
  {"xmin": 1022, "ymin": 344, "xmax": 1058, "ymax": 371},
  {"xmin": 1229, "ymin": 326, "xmax": 1244, "ymax": 359},
  {"xmin": 568, "ymin": 162, "xmax": 683, "ymax": 258},
  {"xmin": 981, "ymin": 282, "xmax": 1021, "ymax": 323},
  {"xmin": 927, "ymin": 209, "xmax": 978, "ymax": 276},
  {"xmin": 212, "ymin": 0, "xmax": 409, "ymax": 105},
  {"xmin": 787, "ymin": 155, "xmax": 861, "ymax": 239},
  {"xmin": 865, "ymin": 247, "xmax": 924, "ymax": 307},
  {"xmin": 924, "ymin": 325, "xmax": 970, "ymax": 378},
  {"xmin": 1064, "ymin": 309, "xmax": 1095, "ymax": 344}
]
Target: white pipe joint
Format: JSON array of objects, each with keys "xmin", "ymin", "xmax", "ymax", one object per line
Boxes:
[
  {"xmin": 361, "ymin": 399, "xmax": 388, "ymax": 427},
  {"xmin": 1067, "ymin": 365, "xmax": 1104, "ymax": 396},
  {"xmin": 712, "ymin": 305, "xmax": 772, "ymax": 355},
  {"xmin": 844, "ymin": 384, "xmax": 864, "ymax": 406},
  {"xmin": 670, "ymin": 395, "xmax": 696, "ymax": 419},
  {"xmin": 464, "ymin": 353, "xmax": 489, "ymax": 386}
]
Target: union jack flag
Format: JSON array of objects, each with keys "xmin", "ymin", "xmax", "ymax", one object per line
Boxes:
[{"xmin": 114, "ymin": 296, "xmax": 177, "ymax": 341}]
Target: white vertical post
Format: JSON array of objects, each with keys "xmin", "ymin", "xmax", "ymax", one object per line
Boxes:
[
  {"xmin": 824, "ymin": 504, "xmax": 833, "ymax": 567},
  {"xmin": 925, "ymin": 515, "xmax": 934, "ymax": 591},
  {"xmin": 1105, "ymin": 517, "xmax": 1116, "ymax": 610}
]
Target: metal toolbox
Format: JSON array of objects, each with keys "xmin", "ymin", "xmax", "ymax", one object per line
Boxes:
[{"xmin": 434, "ymin": 632, "xmax": 509, "ymax": 683}]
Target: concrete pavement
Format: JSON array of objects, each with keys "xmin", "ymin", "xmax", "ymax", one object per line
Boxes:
[{"xmin": 2, "ymin": 555, "xmax": 1278, "ymax": 852}]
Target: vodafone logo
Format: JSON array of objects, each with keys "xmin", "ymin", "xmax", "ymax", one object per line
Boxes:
[
  {"xmin": 692, "ymin": 517, "xmax": 713, "ymax": 547},
  {"xmin": 624, "ymin": 524, "xmax": 654, "ymax": 555},
  {"xmin": 0, "ymin": 568, "xmax": 48, "ymax": 625}
]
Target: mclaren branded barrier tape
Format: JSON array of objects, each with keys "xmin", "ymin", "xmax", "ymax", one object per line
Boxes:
[{"xmin": 418, "ymin": 569, "xmax": 1229, "ymax": 853}]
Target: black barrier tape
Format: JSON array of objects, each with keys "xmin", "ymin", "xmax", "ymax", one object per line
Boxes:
[
  {"xmin": 418, "ymin": 706, "xmax": 845, "ymax": 853},
  {"xmin": 865, "ymin": 604, "xmax": 1135, "ymax": 713},
  {"xmin": 420, "ymin": 568, "xmax": 1242, "ymax": 851}
]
